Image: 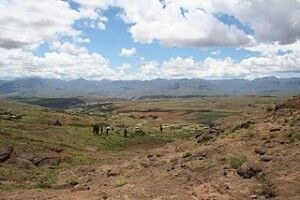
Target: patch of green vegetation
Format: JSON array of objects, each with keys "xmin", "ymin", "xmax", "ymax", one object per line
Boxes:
[
  {"xmin": 133, "ymin": 129, "xmax": 146, "ymax": 136},
  {"xmin": 69, "ymin": 153, "xmax": 94, "ymax": 166},
  {"xmin": 228, "ymin": 154, "xmax": 247, "ymax": 169},
  {"xmin": 196, "ymin": 111, "xmax": 232, "ymax": 125}
]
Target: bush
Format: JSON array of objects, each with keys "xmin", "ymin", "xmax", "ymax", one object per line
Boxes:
[
  {"xmin": 134, "ymin": 129, "xmax": 146, "ymax": 136},
  {"xmin": 266, "ymin": 105, "xmax": 274, "ymax": 112},
  {"xmin": 254, "ymin": 181, "xmax": 276, "ymax": 198},
  {"xmin": 228, "ymin": 154, "xmax": 247, "ymax": 169}
]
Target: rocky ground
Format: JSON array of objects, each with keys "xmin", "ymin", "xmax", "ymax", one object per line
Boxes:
[{"xmin": 0, "ymin": 96, "xmax": 299, "ymax": 200}]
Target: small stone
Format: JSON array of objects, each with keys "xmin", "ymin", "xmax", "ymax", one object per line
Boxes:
[
  {"xmin": 251, "ymin": 195, "xmax": 258, "ymax": 199},
  {"xmin": 269, "ymin": 126, "xmax": 281, "ymax": 132},
  {"xmin": 71, "ymin": 184, "xmax": 90, "ymax": 192},
  {"xmin": 260, "ymin": 155, "xmax": 273, "ymax": 162},
  {"xmin": 240, "ymin": 121, "xmax": 254, "ymax": 129},
  {"xmin": 107, "ymin": 167, "xmax": 120, "ymax": 177},
  {"xmin": 147, "ymin": 154, "xmax": 154, "ymax": 158},
  {"xmin": 254, "ymin": 147, "xmax": 266, "ymax": 155},
  {"xmin": 140, "ymin": 161, "xmax": 151, "ymax": 168},
  {"xmin": 183, "ymin": 152, "xmax": 192, "ymax": 158},
  {"xmin": 170, "ymin": 157, "xmax": 178, "ymax": 164}
]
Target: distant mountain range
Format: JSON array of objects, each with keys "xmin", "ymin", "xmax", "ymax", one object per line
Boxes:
[{"xmin": 0, "ymin": 77, "xmax": 299, "ymax": 98}]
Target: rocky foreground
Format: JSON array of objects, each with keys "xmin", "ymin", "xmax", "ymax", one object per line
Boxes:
[{"xmin": 1, "ymin": 97, "xmax": 299, "ymax": 200}]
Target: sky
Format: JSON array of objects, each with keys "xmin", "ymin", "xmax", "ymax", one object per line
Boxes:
[{"xmin": 0, "ymin": 0, "xmax": 300, "ymax": 80}]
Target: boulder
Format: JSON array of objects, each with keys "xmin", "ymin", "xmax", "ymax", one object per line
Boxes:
[
  {"xmin": 14, "ymin": 157, "xmax": 35, "ymax": 169},
  {"xmin": 254, "ymin": 147, "xmax": 266, "ymax": 155},
  {"xmin": 75, "ymin": 167, "xmax": 96, "ymax": 175},
  {"xmin": 237, "ymin": 162, "xmax": 262, "ymax": 179},
  {"xmin": 0, "ymin": 146, "xmax": 13, "ymax": 163},
  {"xmin": 260, "ymin": 155, "xmax": 273, "ymax": 162},
  {"xmin": 240, "ymin": 120, "xmax": 254, "ymax": 129},
  {"xmin": 33, "ymin": 156, "xmax": 62, "ymax": 167}
]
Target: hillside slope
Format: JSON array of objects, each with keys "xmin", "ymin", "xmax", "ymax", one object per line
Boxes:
[{"xmin": 0, "ymin": 96, "xmax": 299, "ymax": 199}]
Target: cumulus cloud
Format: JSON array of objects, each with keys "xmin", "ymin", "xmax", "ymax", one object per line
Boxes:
[
  {"xmin": 0, "ymin": 0, "xmax": 80, "ymax": 49},
  {"xmin": 136, "ymin": 61, "xmax": 160, "ymax": 80},
  {"xmin": 0, "ymin": 0, "xmax": 116, "ymax": 80},
  {"xmin": 72, "ymin": 0, "xmax": 300, "ymax": 47},
  {"xmin": 215, "ymin": 0, "xmax": 300, "ymax": 45},
  {"xmin": 119, "ymin": 47, "xmax": 137, "ymax": 57},
  {"xmin": 73, "ymin": 0, "xmax": 112, "ymax": 30},
  {"xmin": 0, "ymin": 47, "xmax": 115, "ymax": 80},
  {"xmin": 210, "ymin": 50, "xmax": 220, "ymax": 55},
  {"xmin": 161, "ymin": 57, "xmax": 201, "ymax": 79},
  {"xmin": 51, "ymin": 41, "xmax": 88, "ymax": 55},
  {"xmin": 160, "ymin": 53, "xmax": 300, "ymax": 80},
  {"xmin": 0, "ymin": 0, "xmax": 299, "ymax": 80},
  {"xmin": 159, "ymin": 56, "xmax": 249, "ymax": 79},
  {"xmin": 116, "ymin": 0, "xmax": 254, "ymax": 47}
]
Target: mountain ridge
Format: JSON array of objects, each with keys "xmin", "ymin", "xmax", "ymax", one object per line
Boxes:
[{"xmin": 0, "ymin": 77, "xmax": 299, "ymax": 98}]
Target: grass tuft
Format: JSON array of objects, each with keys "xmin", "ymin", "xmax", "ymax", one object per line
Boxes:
[{"xmin": 228, "ymin": 154, "xmax": 247, "ymax": 169}]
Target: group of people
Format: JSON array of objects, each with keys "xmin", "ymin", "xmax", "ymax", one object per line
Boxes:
[
  {"xmin": 93, "ymin": 124, "xmax": 127, "ymax": 137},
  {"xmin": 92, "ymin": 124, "xmax": 164, "ymax": 137},
  {"xmin": 92, "ymin": 124, "xmax": 112, "ymax": 136}
]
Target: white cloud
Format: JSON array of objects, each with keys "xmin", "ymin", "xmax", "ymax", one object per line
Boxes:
[
  {"xmin": 0, "ymin": 0, "xmax": 299, "ymax": 81},
  {"xmin": 73, "ymin": 0, "xmax": 300, "ymax": 47},
  {"xmin": 0, "ymin": 0, "xmax": 116, "ymax": 80},
  {"xmin": 119, "ymin": 47, "xmax": 137, "ymax": 57},
  {"xmin": 74, "ymin": 0, "xmax": 112, "ymax": 30},
  {"xmin": 115, "ymin": 0, "xmax": 254, "ymax": 47},
  {"xmin": 160, "ymin": 56, "xmax": 249, "ymax": 79},
  {"xmin": 136, "ymin": 61, "xmax": 160, "ymax": 80},
  {"xmin": 0, "ymin": 0, "xmax": 80, "ymax": 49},
  {"xmin": 119, "ymin": 63, "xmax": 132, "ymax": 71},
  {"xmin": 215, "ymin": 0, "xmax": 300, "ymax": 45},
  {"xmin": 51, "ymin": 41, "xmax": 87, "ymax": 55},
  {"xmin": 161, "ymin": 57, "xmax": 201, "ymax": 79},
  {"xmin": 157, "ymin": 52, "xmax": 300, "ymax": 80},
  {"xmin": 210, "ymin": 50, "xmax": 220, "ymax": 55},
  {"xmin": 0, "ymin": 47, "xmax": 115, "ymax": 80}
]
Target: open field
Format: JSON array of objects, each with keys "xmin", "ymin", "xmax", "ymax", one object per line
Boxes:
[{"xmin": 0, "ymin": 95, "xmax": 299, "ymax": 199}]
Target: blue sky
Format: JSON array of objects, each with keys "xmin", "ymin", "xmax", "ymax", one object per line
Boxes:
[
  {"xmin": 0, "ymin": 0, "xmax": 299, "ymax": 80},
  {"xmin": 68, "ymin": 7, "xmax": 258, "ymax": 71}
]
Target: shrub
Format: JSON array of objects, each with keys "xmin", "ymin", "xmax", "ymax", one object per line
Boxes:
[
  {"xmin": 266, "ymin": 105, "xmax": 274, "ymax": 112},
  {"xmin": 134, "ymin": 129, "xmax": 146, "ymax": 136},
  {"xmin": 228, "ymin": 154, "xmax": 247, "ymax": 169}
]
